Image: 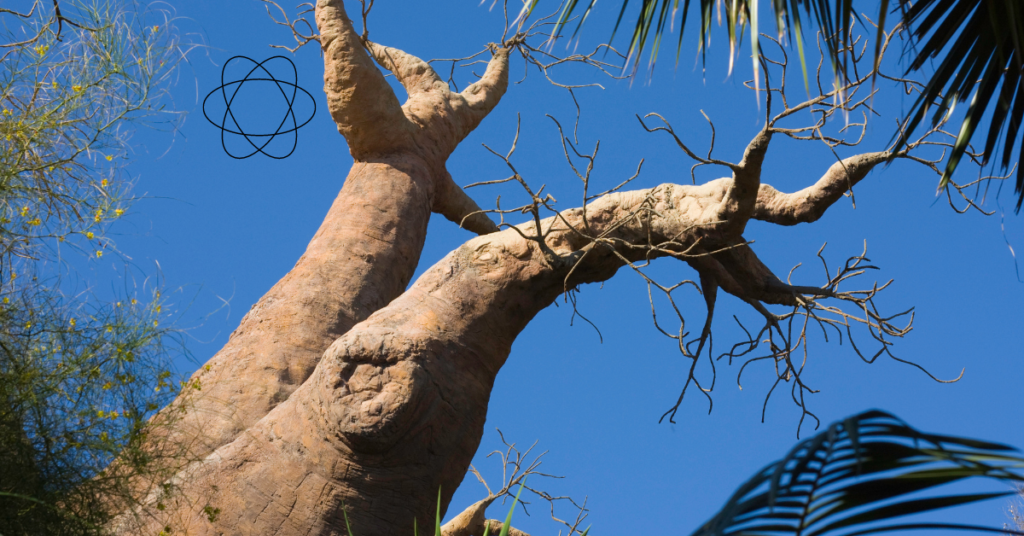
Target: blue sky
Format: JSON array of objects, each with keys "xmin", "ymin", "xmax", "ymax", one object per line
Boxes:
[{"xmin": 90, "ymin": 0, "xmax": 1024, "ymax": 534}]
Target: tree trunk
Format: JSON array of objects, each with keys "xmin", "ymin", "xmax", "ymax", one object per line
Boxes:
[
  {"xmin": 141, "ymin": 0, "xmax": 504, "ymax": 467},
  {"xmin": 115, "ymin": 2, "xmax": 911, "ymax": 534}
]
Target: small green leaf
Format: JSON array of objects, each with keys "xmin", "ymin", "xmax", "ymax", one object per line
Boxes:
[
  {"xmin": 436, "ymin": 487, "xmax": 443, "ymax": 536},
  {"xmin": 342, "ymin": 502, "xmax": 354, "ymax": 536},
  {"xmin": 500, "ymin": 478, "xmax": 528, "ymax": 536}
]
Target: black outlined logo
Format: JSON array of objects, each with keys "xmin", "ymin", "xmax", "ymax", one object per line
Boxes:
[{"xmin": 203, "ymin": 56, "xmax": 316, "ymax": 159}]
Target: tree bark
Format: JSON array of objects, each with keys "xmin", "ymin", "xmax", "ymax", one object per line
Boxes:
[
  {"xmin": 114, "ymin": 1, "xmax": 910, "ymax": 534},
  {"xmin": 119, "ymin": 165, "xmax": 889, "ymax": 534},
  {"xmin": 141, "ymin": 0, "xmax": 505, "ymax": 466}
]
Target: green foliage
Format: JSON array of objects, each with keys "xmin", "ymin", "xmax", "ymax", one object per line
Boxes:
[
  {"xmin": 0, "ymin": 0, "xmax": 184, "ymax": 262},
  {"xmin": 899, "ymin": 0, "xmax": 1024, "ymax": 209},
  {"xmin": 0, "ymin": 1, "xmax": 193, "ymax": 534},
  {"xmin": 692, "ymin": 410, "xmax": 1024, "ymax": 536},
  {"xmin": 0, "ymin": 277, "xmax": 188, "ymax": 535}
]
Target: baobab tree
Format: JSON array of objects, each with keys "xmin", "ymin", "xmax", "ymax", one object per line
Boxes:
[{"xmin": 112, "ymin": 1, "xmax": 1007, "ymax": 534}]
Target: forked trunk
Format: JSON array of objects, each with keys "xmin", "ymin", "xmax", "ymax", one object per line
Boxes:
[
  {"xmin": 143, "ymin": 157, "xmax": 435, "ymax": 460},
  {"xmin": 114, "ymin": 1, "xmax": 910, "ymax": 534}
]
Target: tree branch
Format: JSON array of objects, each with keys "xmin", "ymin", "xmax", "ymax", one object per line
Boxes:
[
  {"xmin": 434, "ymin": 172, "xmax": 500, "ymax": 235},
  {"xmin": 716, "ymin": 128, "xmax": 773, "ymax": 231},
  {"xmin": 315, "ymin": 0, "xmax": 411, "ymax": 157},
  {"xmin": 752, "ymin": 151, "xmax": 894, "ymax": 225},
  {"xmin": 365, "ymin": 41, "xmax": 447, "ymax": 98},
  {"xmin": 450, "ymin": 46, "xmax": 511, "ymax": 141}
]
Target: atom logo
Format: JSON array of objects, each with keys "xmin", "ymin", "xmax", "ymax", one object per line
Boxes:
[{"xmin": 203, "ymin": 56, "xmax": 316, "ymax": 159}]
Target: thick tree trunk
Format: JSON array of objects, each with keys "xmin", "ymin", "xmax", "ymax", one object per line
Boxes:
[
  {"xmin": 114, "ymin": 2, "xmax": 908, "ymax": 534},
  {"xmin": 120, "ymin": 174, "xmax": 878, "ymax": 534},
  {"xmin": 117, "ymin": 0, "xmax": 512, "ymax": 531},
  {"xmin": 155, "ymin": 159, "xmax": 434, "ymax": 458},
  {"xmin": 140, "ymin": 0, "xmax": 505, "ymax": 467}
]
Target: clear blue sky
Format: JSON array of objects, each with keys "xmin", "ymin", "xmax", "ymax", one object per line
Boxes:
[{"xmin": 97, "ymin": 1, "xmax": 1024, "ymax": 533}]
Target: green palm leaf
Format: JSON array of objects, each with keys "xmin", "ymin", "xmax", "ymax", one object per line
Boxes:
[
  {"xmin": 898, "ymin": 0, "xmax": 1024, "ymax": 210},
  {"xmin": 689, "ymin": 409, "xmax": 1024, "ymax": 536}
]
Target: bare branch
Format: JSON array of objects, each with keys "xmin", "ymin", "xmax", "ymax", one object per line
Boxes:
[
  {"xmin": 262, "ymin": 1, "xmax": 318, "ymax": 53},
  {"xmin": 442, "ymin": 432, "xmax": 588, "ymax": 536}
]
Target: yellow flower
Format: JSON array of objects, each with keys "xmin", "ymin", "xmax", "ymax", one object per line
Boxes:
[
  {"xmin": 96, "ymin": 250, "xmax": 103, "ymax": 258},
  {"xmin": 103, "ymin": 381, "xmax": 112, "ymax": 390},
  {"xmin": 86, "ymin": 231, "xmax": 94, "ymax": 239},
  {"xmin": 72, "ymin": 84, "xmax": 83, "ymax": 93},
  {"xmin": 101, "ymin": 179, "xmax": 108, "ymax": 187},
  {"xmin": 10, "ymin": 272, "xmax": 16, "ymax": 280},
  {"xmin": 131, "ymin": 298, "xmax": 137, "ymax": 305},
  {"xmin": 96, "ymin": 410, "xmax": 105, "ymax": 418},
  {"xmin": 24, "ymin": 322, "xmax": 31, "ymax": 329},
  {"xmin": 28, "ymin": 218, "xmax": 41, "ymax": 226},
  {"xmin": 51, "ymin": 81, "xmax": 58, "ymax": 89},
  {"xmin": 155, "ymin": 305, "xmax": 161, "ymax": 313},
  {"xmin": 105, "ymin": 325, "xmax": 113, "ymax": 333},
  {"xmin": 69, "ymin": 318, "xmax": 76, "ymax": 327},
  {"xmin": 114, "ymin": 208, "xmax": 124, "ymax": 217},
  {"xmin": 116, "ymin": 301, "xmax": 121, "ymax": 307},
  {"xmin": 109, "ymin": 410, "xmax": 119, "ymax": 419},
  {"xmin": 104, "ymin": 155, "xmax": 112, "ymax": 162},
  {"xmin": 152, "ymin": 320, "xmax": 158, "ymax": 327},
  {"xmin": 1, "ymin": 108, "xmax": 9, "ymax": 116},
  {"xmin": 19, "ymin": 206, "xmax": 29, "ymax": 216},
  {"xmin": 151, "ymin": 25, "xmax": 159, "ymax": 32},
  {"xmin": 2, "ymin": 297, "xmax": 8, "ymax": 304}
]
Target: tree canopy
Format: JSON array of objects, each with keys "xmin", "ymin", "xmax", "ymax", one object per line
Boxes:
[{"xmin": 0, "ymin": 1, "xmax": 194, "ymax": 532}]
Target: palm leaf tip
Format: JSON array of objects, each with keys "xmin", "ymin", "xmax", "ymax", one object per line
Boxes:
[
  {"xmin": 899, "ymin": 0, "xmax": 1024, "ymax": 210},
  {"xmin": 692, "ymin": 409, "xmax": 1024, "ymax": 536}
]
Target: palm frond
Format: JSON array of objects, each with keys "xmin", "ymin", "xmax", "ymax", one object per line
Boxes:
[
  {"xmin": 522, "ymin": 0, "xmax": 858, "ymax": 95},
  {"xmin": 897, "ymin": 0, "xmax": 1024, "ymax": 210},
  {"xmin": 691, "ymin": 410, "xmax": 1024, "ymax": 536}
]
